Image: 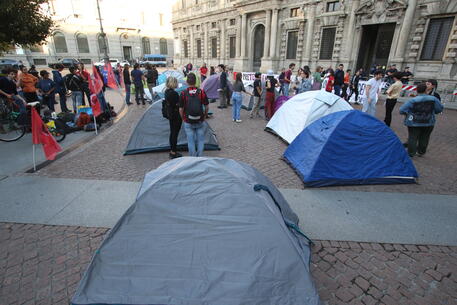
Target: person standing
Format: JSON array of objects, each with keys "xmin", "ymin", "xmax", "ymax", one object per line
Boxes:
[
  {"xmin": 283, "ymin": 63, "xmax": 295, "ymax": 96},
  {"xmin": 298, "ymin": 70, "xmax": 312, "ymax": 94},
  {"xmin": 78, "ymin": 63, "xmax": 91, "ymax": 106},
  {"xmin": 52, "ymin": 64, "xmax": 69, "ymax": 112},
  {"xmin": 28, "ymin": 65, "xmax": 39, "ymax": 78},
  {"xmin": 349, "ymin": 70, "xmax": 361, "ymax": 104},
  {"xmin": 399, "ymin": 83, "xmax": 443, "ymax": 157},
  {"xmin": 401, "ymin": 67, "xmax": 413, "ymax": 85},
  {"xmin": 131, "ymin": 63, "xmax": 145, "ymax": 105},
  {"xmin": 37, "ymin": 70, "xmax": 56, "ymax": 111},
  {"xmin": 65, "ymin": 66, "xmax": 84, "ymax": 113},
  {"xmin": 200, "ymin": 63, "xmax": 208, "ymax": 82},
  {"xmin": 250, "ymin": 72, "xmax": 262, "ymax": 118},
  {"xmin": 186, "ymin": 62, "xmax": 193, "ymax": 75},
  {"xmin": 325, "ymin": 69, "xmax": 335, "ymax": 93},
  {"xmin": 312, "ymin": 66, "xmax": 323, "ymax": 90},
  {"xmin": 265, "ymin": 70, "xmax": 278, "ymax": 120},
  {"xmin": 217, "ymin": 64, "xmax": 228, "ymax": 109},
  {"xmin": 209, "ymin": 66, "xmax": 216, "ymax": 76},
  {"xmin": 145, "ymin": 64, "xmax": 158, "ymax": 96},
  {"xmin": 425, "ymin": 79, "xmax": 441, "ymax": 101},
  {"xmin": 334, "ymin": 64, "xmax": 345, "ymax": 96},
  {"xmin": 231, "ymin": 73, "xmax": 252, "ymax": 123},
  {"xmin": 0, "ymin": 68, "xmax": 26, "ymax": 113},
  {"xmin": 179, "ymin": 73, "xmax": 209, "ymax": 157},
  {"xmin": 164, "ymin": 76, "xmax": 183, "ymax": 159},
  {"xmin": 19, "ymin": 66, "xmax": 38, "ymax": 103},
  {"xmin": 362, "ymin": 70, "xmax": 383, "ymax": 117},
  {"xmin": 123, "ymin": 64, "xmax": 132, "ymax": 105},
  {"xmin": 341, "ymin": 69, "xmax": 351, "ymax": 100},
  {"xmin": 384, "ymin": 72, "xmax": 403, "ymax": 126}
]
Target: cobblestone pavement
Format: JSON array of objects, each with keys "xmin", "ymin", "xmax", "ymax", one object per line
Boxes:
[
  {"xmin": 1, "ymin": 223, "xmax": 456, "ymax": 305},
  {"xmin": 35, "ymin": 98, "xmax": 457, "ymax": 194}
]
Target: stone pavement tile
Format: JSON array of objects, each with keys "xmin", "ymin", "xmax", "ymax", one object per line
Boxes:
[
  {"xmin": 1, "ymin": 223, "xmax": 456, "ymax": 305},
  {"xmin": 34, "ymin": 101, "xmax": 457, "ymax": 195}
]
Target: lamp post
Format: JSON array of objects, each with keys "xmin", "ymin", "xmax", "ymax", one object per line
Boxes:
[{"xmin": 96, "ymin": 0, "xmax": 109, "ymax": 63}]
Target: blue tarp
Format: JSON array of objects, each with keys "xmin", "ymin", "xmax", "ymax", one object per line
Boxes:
[{"xmin": 284, "ymin": 110, "xmax": 418, "ymax": 187}]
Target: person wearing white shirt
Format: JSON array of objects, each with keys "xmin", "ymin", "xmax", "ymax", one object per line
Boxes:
[{"xmin": 362, "ymin": 70, "xmax": 383, "ymax": 116}]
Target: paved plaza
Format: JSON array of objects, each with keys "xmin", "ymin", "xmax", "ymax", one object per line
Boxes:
[{"xmin": 1, "ymin": 93, "xmax": 457, "ymax": 305}]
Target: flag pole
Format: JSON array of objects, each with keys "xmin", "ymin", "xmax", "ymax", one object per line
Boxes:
[
  {"xmin": 93, "ymin": 115, "xmax": 98, "ymax": 135},
  {"xmin": 32, "ymin": 144, "xmax": 36, "ymax": 172}
]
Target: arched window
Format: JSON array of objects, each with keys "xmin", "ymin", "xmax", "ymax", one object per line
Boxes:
[
  {"xmin": 53, "ymin": 32, "xmax": 68, "ymax": 53},
  {"xmin": 160, "ymin": 38, "xmax": 168, "ymax": 55},
  {"xmin": 142, "ymin": 37, "xmax": 151, "ymax": 55},
  {"xmin": 76, "ymin": 33, "xmax": 90, "ymax": 53},
  {"xmin": 97, "ymin": 34, "xmax": 109, "ymax": 54}
]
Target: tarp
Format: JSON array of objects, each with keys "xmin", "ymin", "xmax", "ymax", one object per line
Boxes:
[
  {"xmin": 266, "ymin": 90, "xmax": 352, "ymax": 144},
  {"xmin": 124, "ymin": 100, "xmax": 220, "ymax": 155},
  {"xmin": 284, "ymin": 110, "xmax": 418, "ymax": 187},
  {"xmin": 201, "ymin": 74, "xmax": 220, "ymax": 99},
  {"xmin": 71, "ymin": 157, "xmax": 321, "ymax": 305}
]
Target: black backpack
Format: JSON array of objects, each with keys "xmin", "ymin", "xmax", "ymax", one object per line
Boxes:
[
  {"xmin": 185, "ymin": 89, "xmax": 203, "ymax": 123},
  {"xmin": 162, "ymin": 99, "xmax": 169, "ymax": 119}
]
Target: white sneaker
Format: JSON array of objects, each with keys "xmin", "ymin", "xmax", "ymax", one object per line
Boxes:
[{"xmin": 236, "ymin": 119, "xmax": 242, "ymax": 123}]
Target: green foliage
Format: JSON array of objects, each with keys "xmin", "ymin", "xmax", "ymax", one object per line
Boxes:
[{"xmin": 0, "ymin": 0, "xmax": 54, "ymax": 53}]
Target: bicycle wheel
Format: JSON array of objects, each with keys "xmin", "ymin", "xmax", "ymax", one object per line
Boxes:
[
  {"xmin": 0, "ymin": 118, "xmax": 26, "ymax": 142},
  {"xmin": 50, "ymin": 128, "xmax": 66, "ymax": 142}
]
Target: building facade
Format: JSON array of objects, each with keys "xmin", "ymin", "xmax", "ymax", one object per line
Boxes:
[
  {"xmin": 2, "ymin": 0, "xmax": 174, "ymax": 67},
  {"xmin": 172, "ymin": 0, "xmax": 457, "ymax": 89}
]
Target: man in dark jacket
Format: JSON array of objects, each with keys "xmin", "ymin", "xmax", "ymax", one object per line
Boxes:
[
  {"xmin": 217, "ymin": 64, "xmax": 228, "ymax": 109},
  {"xmin": 52, "ymin": 64, "xmax": 70, "ymax": 112},
  {"xmin": 65, "ymin": 66, "xmax": 84, "ymax": 113},
  {"xmin": 334, "ymin": 64, "xmax": 345, "ymax": 96},
  {"xmin": 399, "ymin": 83, "xmax": 443, "ymax": 157}
]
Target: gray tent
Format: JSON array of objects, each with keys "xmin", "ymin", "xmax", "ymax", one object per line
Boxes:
[
  {"xmin": 124, "ymin": 100, "xmax": 220, "ymax": 155},
  {"xmin": 71, "ymin": 157, "xmax": 321, "ymax": 305}
]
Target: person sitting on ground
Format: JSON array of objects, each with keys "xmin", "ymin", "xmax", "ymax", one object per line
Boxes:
[
  {"xmin": 37, "ymin": 70, "xmax": 56, "ymax": 112},
  {"xmin": 384, "ymin": 72, "xmax": 403, "ymax": 127},
  {"xmin": 179, "ymin": 73, "xmax": 209, "ymax": 157},
  {"xmin": 399, "ymin": 83, "xmax": 443, "ymax": 158},
  {"xmin": 231, "ymin": 72, "xmax": 252, "ymax": 123},
  {"xmin": 164, "ymin": 76, "xmax": 183, "ymax": 159},
  {"xmin": 250, "ymin": 72, "xmax": 263, "ymax": 119}
]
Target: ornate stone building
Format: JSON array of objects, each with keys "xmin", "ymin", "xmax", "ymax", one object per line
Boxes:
[
  {"xmin": 172, "ymin": 0, "xmax": 457, "ymax": 88},
  {"xmin": 1, "ymin": 0, "xmax": 174, "ymax": 67}
]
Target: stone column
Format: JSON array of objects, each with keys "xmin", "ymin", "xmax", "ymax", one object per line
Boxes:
[
  {"xmin": 204, "ymin": 22, "xmax": 209, "ymax": 60},
  {"xmin": 303, "ymin": 4, "xmax": 316, "ymax": 65},
  {"xmin": 189, "ymin": 25, "xmax": 194, "ymax": 61},
  {"xmin": 241, "ymin": 13, "xmax": 247, "ymax": 58},
  {"xmin": 393, "ymin": 0, "xmax": 417, "ymax": 63},
  {"xmin": 220, "ymin": 19, "xmax": 226, "ymax": 62},
  {"xmin": 269, "ymin": 9, "xmax": 279, "ymax": 59},
  {"xmin": 341, "ymin": 0, "xmax": 360, "ymax": 67},
  {"xmin": 236, "ymin": 15, "xmax": 242, "ymax": 57},
  {"xmin": 263, "ymin": 10, "xmax": 271, "ymax": 58}
]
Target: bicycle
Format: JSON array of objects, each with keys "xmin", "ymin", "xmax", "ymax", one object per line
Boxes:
[{"xmin": 0, "ymin": 100, "xmax": 66, "ymax": 142}]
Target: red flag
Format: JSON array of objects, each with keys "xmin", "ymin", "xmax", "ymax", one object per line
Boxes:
[
  {"xmin": 89, "ymin": 94, "xmax": 102, "ymax": 117},
  {"xmin": 31, "ymin": 107, "xmax": 62, "ymax": 160},
  {"xmin": 104, "ymin": 62, "xmax": 118, "ymax": 89},
  {"xmin": 91, "ymin": 65, "xmax": 104, "ymax": 94}
]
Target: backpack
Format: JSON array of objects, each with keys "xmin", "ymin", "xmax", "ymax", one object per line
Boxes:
[
  {"xmin": 279, "ymin": 72, "xmax": 285, "ymax": 84},
  {"xmin": 162, "ymin": 99, "xmax": 170, "ymax": 119},
  {"xmin": 185, "ymin": 89, "xmax": 204, "ymax": 124}
]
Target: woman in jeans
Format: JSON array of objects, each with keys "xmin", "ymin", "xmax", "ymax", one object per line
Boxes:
[
  {"xmin": 231, "ymin": 73, "xmax": 252, "ymax": 123},
  {"xmin": 164, "ymin": 76, "xmax": 182, "ymax": 159}
]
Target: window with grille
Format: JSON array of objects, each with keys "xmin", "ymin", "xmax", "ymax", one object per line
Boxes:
[
  {"xmin": 160, "ymin": 38, "xmax": 168, "ymax": 55},
  {"xmin": 33, "ymin": 59, "xmax": 47, "ymax": 65},
  {"xmin": 326, "ymin": 1, "xmax": 340, "ymax": 12},
  {"xmin": 53, "ymin": 32, "xmax": 68, "ymax": 53},
  {"xmin": 197, "ymin": 39, "xmax": 202, "ymax": 58},
  {"xmin": 421, "ymin": 17, "xmax": 454, "ymax": 61},
  {"xmin": 290, "ymin": 8, "xmax": 299, "ymax": 18},
  {"xmin": 183, "ymin": 40, "xmax": 188, "ymax": 57},
  {"xmin": 286, "ymin": 31, "xmax": 298, "ymax": 59},
  {"xmin": 211, "ymin": 38, "xmax": 217, "ymax": 58},
  {"xmin": 142, "ymin": 37, "xmax": 151, "ymax": 55},
  {"xmin": 229, "ymin": 36, "xmax": 236, "ymax": 58},
  {"xmin": 319, "ymin": 27, "xmax": 336, "ymax": 60},
  {"xmin": 230, "ymin": 19, "xmax": 236, "ymax": 26}
]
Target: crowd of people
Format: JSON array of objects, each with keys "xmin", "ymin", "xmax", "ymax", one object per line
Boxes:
[
  {"xmin": 161, "ymin": 61, "xmax": 444, "ymax": 160},
  {"xmin": 0, "ymin": 63, "xmax": 111, "ymax": 115}
]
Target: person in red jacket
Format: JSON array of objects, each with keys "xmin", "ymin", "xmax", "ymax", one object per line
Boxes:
[{"xmin": 200, "ymin": 63, "xmax": 208, "ymax": 82}]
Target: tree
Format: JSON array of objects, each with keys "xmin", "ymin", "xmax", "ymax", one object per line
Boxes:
[{"xmin": 0, "ymin": 0, "xmax": 54, "ymax": 54}]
